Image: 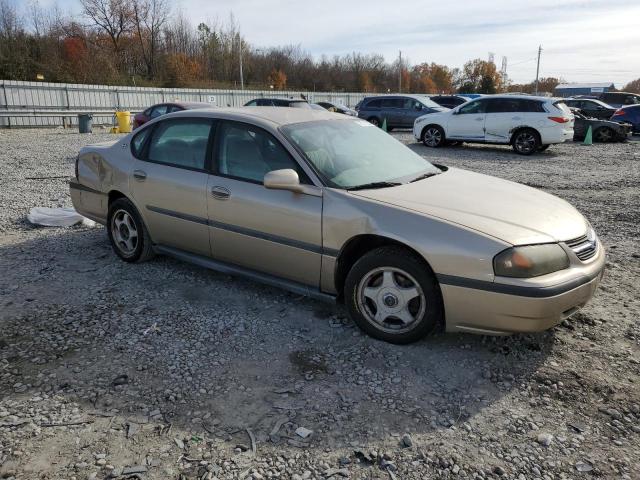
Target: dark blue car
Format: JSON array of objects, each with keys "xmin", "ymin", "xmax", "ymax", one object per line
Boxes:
[{"xmin": 611, "ymin": 105, "xmax": 640, "ymax": 133}]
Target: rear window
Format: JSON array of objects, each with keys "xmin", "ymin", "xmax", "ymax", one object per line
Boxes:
[
  {"xmin": 553, "ymin": 101, "xmax": 572, "ymax": 115},
  {"xmin": 364, "ymin": 98, "xmax": 382, "ymax": 108},
  {"xmin": 290, "ymin": 101, "xmax": 312, "ymax": 109}
]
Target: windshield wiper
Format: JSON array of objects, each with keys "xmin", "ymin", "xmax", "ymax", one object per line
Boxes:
[
  {"xmin": 346, "ymin": 181, "xmax": 402, "ymax": 191},
  {"xmin": 409, "ymin": 172, "xmax": 440, "ymax": 183}
]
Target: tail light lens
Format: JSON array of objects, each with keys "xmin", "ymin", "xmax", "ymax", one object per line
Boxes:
[
  {"xmin": 548, "ymin": 116, "xmax": 570, "ymax": 123},
  {"xmin": 612, "ymin": 108, "xmax": 626, "ymax": 116}
]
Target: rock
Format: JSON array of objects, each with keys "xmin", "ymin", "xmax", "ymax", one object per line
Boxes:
[
  {"xmin": 121, "ymin": 465, "xmax": 147, "ymax": 475},
  {"xmin": 536, "ymin": 433, "xmax": 553, "ymax": 446},
  {"xmin": 575, "ymin": 461, "xmax": 594, "ymax": 472},
  {"xmin": 493, "ymin": 466, "xmax": 506, "ymax": 476},
  {"xmin": 174, "ymin": 438, "xmax": 185, "ymax": 449},
  {"xmin": 324, "ymin": 468, "xmax": 349, "ymax": 477},
  {"xmin": 401, "ymin": 433, "xmax": 413, "ymax": 448},
  {"xmin": 295, "ymin": 426, "xmax": 313, "ymax": 438}
]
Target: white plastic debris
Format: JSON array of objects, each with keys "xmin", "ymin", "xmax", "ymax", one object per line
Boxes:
[
  {"xmin": 295, "ymin": 426, "xmax": 313, "ymax": 438},
  {"xmin": 27, "ymin": 207, "xmax": 95, "ymax": 227}
]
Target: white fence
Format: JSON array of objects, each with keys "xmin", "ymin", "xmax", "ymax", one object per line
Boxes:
[{"xmin": 0, "ymin": 80, "xmax": 376, "ymax": 128}]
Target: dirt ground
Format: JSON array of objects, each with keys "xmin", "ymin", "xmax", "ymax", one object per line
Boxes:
[{"xmin": 0, "ymin": 128, "xmax": 639, "ymax": 480}]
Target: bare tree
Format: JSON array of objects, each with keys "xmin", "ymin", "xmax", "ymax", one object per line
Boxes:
[
  {"xmin": 80, "ymin": 0, "xmax": 132, "ymax": 54},
  {"xmin": 132, "ymin": 0, "xmax": 169, "ymax": 78}
]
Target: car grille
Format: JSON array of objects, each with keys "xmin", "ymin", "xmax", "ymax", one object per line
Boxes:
[{"xmin": 566, "ymin": 233, "xmax": 597, "ymax": 261}]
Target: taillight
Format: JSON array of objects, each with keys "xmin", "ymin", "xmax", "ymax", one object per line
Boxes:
[
  {"xmin": 548, "ymin": 116, "xmax": 570, "ymax": 123},
  {"xmin": 612, "ymin": 109, "xmax": 626, "ymax": 116}
]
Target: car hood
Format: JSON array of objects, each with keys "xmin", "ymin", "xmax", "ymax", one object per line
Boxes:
[{"xmin": 350, "ymin": 167, "xmax": 588, "ymax": 245}]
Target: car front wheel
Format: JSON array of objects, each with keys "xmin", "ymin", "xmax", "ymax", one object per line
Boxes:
[
  {"xmin": 512, "ymin": 129, "xmax": 540, "ymax": 155},
  {"xmin": 422, "ymin": 125, "xmax": 446, "ymax": 148},
  {"xmin": 345, "ymin": 246, "xmax": 443, "ymax": 344},
  {"xmin": 107, "ymin": 198, "xmax": 154, "ymax": 263},
  {"xmin": 594, "ymin": 127, "xmax": 614, "ymax": 143}
]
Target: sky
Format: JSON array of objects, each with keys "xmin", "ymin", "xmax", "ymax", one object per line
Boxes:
[{"xmin": 37, "ymin": 0, "xmax": 640, "ymax": 87}]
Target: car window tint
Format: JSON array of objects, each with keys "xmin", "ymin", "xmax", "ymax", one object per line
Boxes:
[
  {"xmin": 150, "ymin": 105, "xmax": 168, "ymax": 118},
  {"xmin": 217, "ymin": 122, "xmax": 309, "ymax": 184},
  {"xmin": 365, "ymin": 99, "xmax": 382, "ymax": 108},
  {"xmin": 520, "ymin": 100, "xmax": 546, "ymax": 112},
  {"xmin": 147, "ymin": 118, "xmax": 212, "ymax": 170},
  {"xmin": 167, "ymin": 105, "xmax": 183, "ymax": 113},
  {"xmin": 131, "ymin": 127, "xmax": 152, "ymax": 158},
  {"xmin": 458, "ymin": 99, "xmax": 487, "ymax": 114},
  {"xmin": 245, "ymin": 100, "xmax": 257, "ymax": 106}
]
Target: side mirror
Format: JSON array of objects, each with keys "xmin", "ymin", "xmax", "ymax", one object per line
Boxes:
[
  {"xmin": 264, "ymin": 169, "xmax": 303, "ymax": 193},
  {"xmin": 415, "ymin": 104, "xmax": 422, "ymax": 111}
]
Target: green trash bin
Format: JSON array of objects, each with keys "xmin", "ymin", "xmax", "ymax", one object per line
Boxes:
[{"xmin": 78, "ymin": 114, "xmax": 93, "ymax": 134}]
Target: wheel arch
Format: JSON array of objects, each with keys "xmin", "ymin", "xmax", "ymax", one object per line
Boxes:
[
  {"xmin": 420, "ymin": 123, "xmax": 445, "ymax": 140},
  {"xmin": 334, "ymin": 233, "xmax": 440, "ymax": 298},
  {"xmin": 509, "ymin": 125, "xmax": 541, "ymax": 144}
]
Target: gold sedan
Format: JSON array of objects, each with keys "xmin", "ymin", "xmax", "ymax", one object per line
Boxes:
[{"xmin": 70, "ymin": 108, "xmax": 605, "ymax": 344}]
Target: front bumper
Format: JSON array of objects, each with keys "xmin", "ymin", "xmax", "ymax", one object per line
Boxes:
[{"xmin": 440, "ymin": 247, "xmax": 605, "ymax": 335}]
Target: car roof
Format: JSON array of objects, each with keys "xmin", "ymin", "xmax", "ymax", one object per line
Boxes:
[
  {"xmin": 174, "ymin": 101, "xmax": 214, "ymax": 109},
  {"xmin": 160, "ymin": 106, "xmax": 345, "ymax": 127},
  {"xmin": 362, "ymin": 94, "xmax": 431, "ymax": 101},
  {"xmin": 474, "ymin": 94, "xmax": 555, "ymax": 102},
  {"xmin": 248, "ymin": 97, "xmax": 307, "ymax": 102}
]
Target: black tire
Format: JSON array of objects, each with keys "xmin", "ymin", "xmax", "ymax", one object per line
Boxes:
[
  {"xmin": 386, "ymin": 126, "xmax": 394, "ymax": 132},
  {"xmin": 511, "ymin": 128, "xmax": 541, "ymax": 155},
  {"xmin": 368, "ymin": 117, "xmax": 380, "ymax": 127},
  {"xmin": 422, "ymin": 125, "xmax": 446, "ymax": 148},
  {"xmin": 107, "ymin": 198, "xmax": 154, "ymax": 263},
  {"xmin": 594, "ymin": 127, "xmax": 614, "ymax": 143},
  {"xmin": 344, "ymin": 246, "xmax": 443, "ymax": 344},
  {"xmin": 538, "ymin": 144, "xmax": 550, "ymax": 151}
]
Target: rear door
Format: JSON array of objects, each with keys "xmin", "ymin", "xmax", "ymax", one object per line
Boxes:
[
  {"xmin": 206, "ymin": 120, "xmax": 323, "ymax": 287},
  {"xmin": 446, "ymin": 98, "xmax": 488, "ymax": 140},
  {"xmin": 380, "ymin": 98, "xmax": 404, "ymax": 126},
  {"xmin": 131, "ymin": 117, "xmax": 214, "ymax": 256},
  {"xmin": 484, "ymin": 98, "xmax": 523, "ymax": 143}
]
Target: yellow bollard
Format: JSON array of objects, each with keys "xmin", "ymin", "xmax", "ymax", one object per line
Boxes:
[{"xmin": 115, "ymin": 111, "xmax": 132, "ymax": 133}]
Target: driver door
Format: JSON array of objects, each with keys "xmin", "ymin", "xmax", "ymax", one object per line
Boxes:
[
  {"xmin": 447, "ymin": 98, "xmax": 489, "ymax": 140},
  {"xmin": 207, "ymin": 120, "xmax": 323, "ymax": 287}
]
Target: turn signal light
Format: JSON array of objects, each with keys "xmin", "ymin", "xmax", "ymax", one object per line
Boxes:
[{"xmin": 548, "ymin": 116, "xmax": 570, "ymax": 123}]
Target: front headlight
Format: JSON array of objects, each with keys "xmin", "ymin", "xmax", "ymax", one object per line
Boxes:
[{"xmin": 493, "ymin": 244, "xmax": 569, "ymax": 278}]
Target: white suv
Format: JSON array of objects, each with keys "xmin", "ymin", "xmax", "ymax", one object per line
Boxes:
[{"xmin": 413, "ymin": 95, "xmax": 574, "ymax": 155}]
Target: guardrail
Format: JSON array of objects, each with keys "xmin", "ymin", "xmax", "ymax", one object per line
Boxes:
[{"xmin": 1, "ymin": 79, "xmax": 375, "ymax": 128}]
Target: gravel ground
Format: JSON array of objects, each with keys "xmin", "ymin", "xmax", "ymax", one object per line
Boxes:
[{"xmin": 0, "ymin": 128, "xmax": 639, "ymax": 480}]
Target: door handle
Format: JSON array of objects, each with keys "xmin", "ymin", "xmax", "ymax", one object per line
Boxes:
[
  {"xmin": 475, "ymin": 117, "xmax": 484, "ymax": 121},
  {"xmin": 211, "ymin": 186, "xmax": 230, "ymax": 200},
  {"xmin": 133, "ymin": 169, "xmax": 146, "ymax": 180}
]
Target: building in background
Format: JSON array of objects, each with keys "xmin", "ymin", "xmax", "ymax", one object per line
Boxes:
[{"xmin": 554, "ymin": 82, "xmax": 615, "ymax": 97}]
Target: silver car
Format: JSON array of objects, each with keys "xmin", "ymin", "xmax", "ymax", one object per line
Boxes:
[{"xmin": 70, "ymin": 108, "xmax": 605, "ymax": 344}]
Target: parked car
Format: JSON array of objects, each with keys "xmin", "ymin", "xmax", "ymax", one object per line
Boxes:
[
  {"xmin": 563, "ymin": 98, "xmax": 616, "ymax": 120},
  {"xmin": 570, "ymin": 109, "xmax": 632, "ymax": 142},
  {"xmin": 414, "ymin": 95, "xmax": 574, "ymax": 155},
  {"xmin": 133, "ymin": 101, "xmax": 211, "ymax": 129},
  {"xmin": 610, "ymin": 105, "xmax": 640, "ymax": 133},
  {"xmin": 598, "ymin": 91, "xmax": 640, "ymax": 108},
  {"xmin": 429, "ymin": 95, "xmax": 473, "ymax": 109},
  {"xmin": 357, "ymin": 95, "xmax": 448, "ymax": 129},
  {"xmin": 316, "ymin": 101, "xmax": 358, "ymax": 117},
  {"xmin": 244, "ymin": 98, "xmax": 311, "ymax": 108},
  {"xmin": 70, "ymin": 107, "xmax": 604, "ymax": 344}
]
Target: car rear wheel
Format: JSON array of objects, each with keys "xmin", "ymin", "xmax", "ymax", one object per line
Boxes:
[
  {"xmin": 107, "ymin": 198, "xmax": 154, "ymax": 263},
  {"xmin": 594, "ymin": 127, "xmax": 614, "ymax": 143},
  {"xmin": 345, "ymin": 246, "xmax": 443, "ymax": 344},
  {"xmin": 512, "ymin": 129, "xmax": 540, "ymax": 155},
  {"xmin": 422, "ymin": 125, "xmax": 446, "ymax": 148},
  {"xmin": 368, "ymin": 117, "xmax": 380, "ymax": 127}
]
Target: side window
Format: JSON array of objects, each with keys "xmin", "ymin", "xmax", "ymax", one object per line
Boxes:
[
  {"xmin": 150, "ymin": 105, "xmax": 168, "ymax": 118},
  {"xmin": 520, "ymin": 100, "xmax": 546, "ymax": 113},
  {"xmin": 146, "ymin": 118, "xmax": 212, "ymax": 170},
  {"xmin": 216, "ymin": 122, "xmax": 309, "ymax": 184},
  {"xmin": 365, "ymin": 99, "xmax": 382, "ymax": 109},
  {"xmin": 131, "ymin": 127, "xmax": 152, "ymax": 159},
  {"xmin": 459, "ymin": 99, "xmax": 487, "ymax": 114},
  {"xmin": 245, "ymin": 100, "xmax": 258, "ymax": 106}
]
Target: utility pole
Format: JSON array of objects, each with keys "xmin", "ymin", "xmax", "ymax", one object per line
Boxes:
[
  {"xmin": 239, "ymin": 34, "xmax": 244, "ymax": 91},
  {"xmin": 398, "ymin": 50, "xmax": 402, "ymax": 93},
  {"xmin": 534, "ymin": 45, "xmax": 542, "ymax": 95}
]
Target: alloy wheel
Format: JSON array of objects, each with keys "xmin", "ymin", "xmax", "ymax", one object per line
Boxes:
[
  {"xmin": 111, "ymin": 209, "xmax": 138, "ymax": 256},
  {"xmin": 514, "ymin": 131, "xmax": 537, "ymax": 154},
  {"xmin": 356, "ymin": 267, "xmax": 426, "ymax": 334},
  {"xmin": 423, "ymin": 127, "xmax": 442, "ymax": 147},
  {"xmin": 595, "ymin": 127, "xmax": 613, "ymax": 142}
]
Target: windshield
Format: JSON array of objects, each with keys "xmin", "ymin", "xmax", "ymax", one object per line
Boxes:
[
  {"xmin": 290, "ymin": 102, "xmax": 312, "ymax": 109},
  {"xmin": 281, "ymin": 119, "xmax": 441, "ymax": 189}
]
